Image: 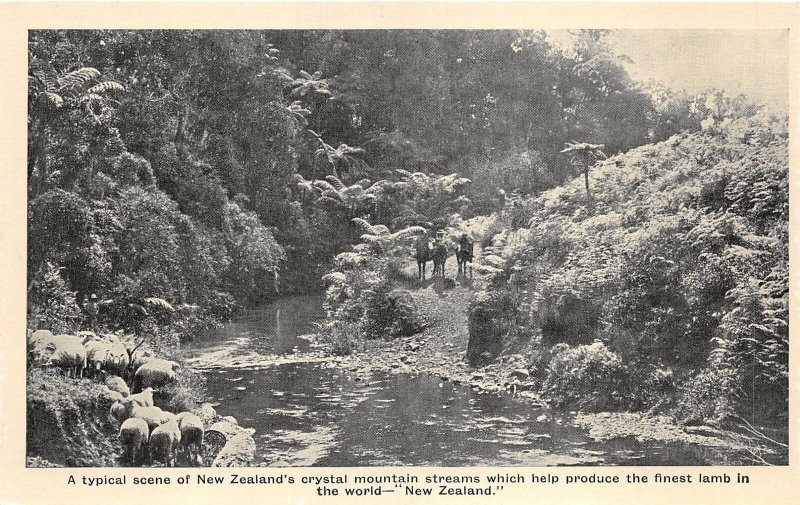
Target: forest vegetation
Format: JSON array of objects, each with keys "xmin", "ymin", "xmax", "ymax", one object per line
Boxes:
[{"xmin": 27, "ymin": 29, "xmax": 788, "ymax": 461}]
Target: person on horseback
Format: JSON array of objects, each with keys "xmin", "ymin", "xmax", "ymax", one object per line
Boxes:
[
  {"xmin": 432, "ymin": 232, "xmax": 449, "ymax": 278},
  {"xmin": 457, "ymin": 233, "xmax": 474, "ymax": 277},
  {"xmin": 414, "ymin": 230, "xmax": 433, "ymax": 280}
]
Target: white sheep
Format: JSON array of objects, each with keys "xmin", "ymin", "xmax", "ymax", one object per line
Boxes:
[
  {"xmin": 149, "ymin": 419, "xmax": 181, "ymax": 467},
  {"xmin": 85, "ymin": 340, "xmax": 112, "ymax": 375},
  {"xmin": 103, "ymin": 337, "xmax": 130, "ymax": 375},
  {"xmin": 119, "ymin": 417, "xmax": 149, "ymax": 465},
  {"xmin": 104, "ymin": 375, "xmax": 130, "ymax": 398},
  {"xmin": 123, "ymin": 387, "xmax": 154, "ymax": 409},
  {"xmin": 47, "ymin": 336, "xmax": 87, "ymax": 378},
  {"xmin": 77, "ymin": 331, "xmax": 98, "ymax": 344},
  {"xmin": 29, "ymin": 329, "xmax": 53, "ymax": 347},
  {"xmin": 129, "ymin": 405, "xmax": 175, "ymax": 432},
  {"xmin": 28, "ymin": 330, "xmax": 57, "ymax": 363},
  {"xmin": 110, "ymin": 401, "xmax": 128, "ymax": 423},
  {"xmin": 27, "ymin": 329, "xmax": 53, "ymax": 363},
  {"xmin": 85, "ymin": 338, "xmax": 130, "ymax": 376},
  {"xmin": 133, "ymin": 358, "xmax": 181, "ymax": 392},
  {"xmin": 176, "ymin": 412, "xmax": 204, "ymax": 466}
]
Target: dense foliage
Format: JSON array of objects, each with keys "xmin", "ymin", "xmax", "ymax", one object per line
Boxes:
[
  {"xmin": 28, "ymin": 30, "xmax": 788, "ymax": 432},
  {"xmin": 471, "ymin": 110, "xmax": 788, "ymax": 426}
]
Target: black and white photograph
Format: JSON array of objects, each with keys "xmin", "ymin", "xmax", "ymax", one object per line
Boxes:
[{"xmin": 24, "ymin": 26, "xmax": 789, "ymax": 469}]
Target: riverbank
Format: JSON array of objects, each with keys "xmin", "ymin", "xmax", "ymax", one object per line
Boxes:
[
  {"xmin": 322, "ymin": 280, "xmax": 543, "ymax": 402},
  {"xmin": 318, "ymin": 274, "xmax": 785, "ymax": 465}
]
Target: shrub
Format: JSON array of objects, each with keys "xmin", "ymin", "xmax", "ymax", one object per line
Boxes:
[
  {"xmin": 320, "ymin": 321, "xmax": 360, "ymax": 356},
  {"xmin": 27, "ymin": 262, "xmax": 82, "ymax": 334},
  {"xmin": 542, "ymin": 341, "xmax": 630, "ymax": 411},
  {"xmin": 155, "ymin": 367, "xmax": 207, "ymax": 414},
  {"xmin": 674, "ymin": 366, "xmax": 737, "ymax": 425},
  {"xmin": 361, "ymin": 281, "xmax": 421, "ymax": 339}
]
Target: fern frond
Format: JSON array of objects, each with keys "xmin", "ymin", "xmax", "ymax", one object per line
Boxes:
[
  {"xmin": 370, "ymin": 224, "xmax": 390, "ymax": 236},
  {"xmin": 325, "ymin": 175, "xmax": 346, "ymax": 191},
  {"xmin": 320, "ymin": 189, "xmax": 344, "ymax": 202},
  {"xmin": 351, "ymin": 217, "xmax": 374, "ymax": 235},
  {"xmin": 76, "ymin": 93, "xmax": 103, "ymax": 107},
  {"xmin": 85, "ymin": 81, "xmax": 124, "ymax": 95},
  {"xmin": 322, "ymin": 272, "xmax": 346, "ymax": 285},
  {"xmin": 335, "ymin": 144, "xmax": 365, "ymax": 157},
  {"xmin": 352, "ymin": 243, "xmax": 373, "ymax": 254},
  {"xmin": 316, "ymin": 196, "xmax": 343, "ymax": 207},
  {"xmin": 335, "ymin": 252, "xmax": 369, "ymax": 268},
  {"xmin": 30, "ymin": 60, "xmax": 59, "ymax": 92},
  {"xmin": 313, "ymin": 180, "xmax": 338, "ymax": 194},
  {"xmin": 358, "ymin": 193, "xmax": 376, "ymax": 205},
  {"xmin": 143, "ymin": 297, "xmax": 175, "ymax": 312},
  {"xmin": 391, "ymin": 226, "xmax": 426, "ymax": 240},
  {"xmin": 365, "ymin": 180, "xmax": 391, "ymax": 194},
  {"xmin": 58, "ymin": 67, "xmax": 101, "ymax": 94},
  {"xmin": 43, "ymin": 92, "xmax": 64, "ymax": 108},
  {"xmin": 341, "ymin": 185, "xmax": 365, "ymax": 199}
]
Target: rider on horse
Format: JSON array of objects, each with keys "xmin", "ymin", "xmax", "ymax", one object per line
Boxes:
[{"xmin": 457, "ymin": 233, "xmax": 474, "ymax": 277}]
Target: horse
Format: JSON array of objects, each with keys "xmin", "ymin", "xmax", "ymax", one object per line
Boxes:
[
  {"xmin": 414, "ymin": 239, "xmax": 433, "ymax": 280},
  {"xmin": 457, "ymin": 240, "xmax": 474, "ymax": 278},
  {"xmin": 432, "ymin": 241, "xmax": 449, "ymax": 278}
]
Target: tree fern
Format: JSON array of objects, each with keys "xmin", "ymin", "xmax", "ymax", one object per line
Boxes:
[
  {"xmin": 560, "ymin": 141, "xmax": 606, "ymax": 203},
  {"xmin": 28, "ymin": 60, "xmax": 124, "ymax": 193}
]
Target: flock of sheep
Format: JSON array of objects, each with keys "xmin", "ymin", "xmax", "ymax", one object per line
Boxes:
[{"xmin": 27, "ymin": 329, "xmax": 205, "ymax": 467}]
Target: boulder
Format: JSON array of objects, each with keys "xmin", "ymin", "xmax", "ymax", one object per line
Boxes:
[{"xmin": 211, "ymin": 433, "xmax": 256, "ymax": 467}]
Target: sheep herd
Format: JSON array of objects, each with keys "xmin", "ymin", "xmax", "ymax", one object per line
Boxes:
[
  {"xmin": 27, "ymin": 328, "xmax": 204, "ymax": 467},
  {"xmin": 112, "ymin": 391, "xmax": 204, "ymax": 467}
]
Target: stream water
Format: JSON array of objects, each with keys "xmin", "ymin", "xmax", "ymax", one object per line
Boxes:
[{"xmin": 182, "ymin": 295, "xmax": 711, "ymax": 467}]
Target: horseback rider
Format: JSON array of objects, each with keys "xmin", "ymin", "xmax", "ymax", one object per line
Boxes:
[
  {"xmin": 414, "ymin": 230, "xmax": 433, "ymax": 280},
  {"xmin": 432, "ymin": 231, "xmax": 449, "ymax": 278},
  {"xmin": 457, "ymin": 233, "xmax": 474, "ymax": 277}
]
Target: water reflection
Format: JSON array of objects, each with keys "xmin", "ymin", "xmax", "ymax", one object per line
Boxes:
[{"xmin": 185, "ymin": 295, "xmax": 709, "ymax": 467}]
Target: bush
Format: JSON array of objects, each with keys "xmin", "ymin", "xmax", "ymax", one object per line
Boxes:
[
  {"xmin": 320, "ymin": 321, "xmax": 360, "ymax": 356},
  {"xmin": 542, "ymin": 342, "xmax": 630, "ymax": 411},
  {"xmin": 674, "ymin": 366, "xmax": 736, "ymax": 425},
  {"xmin": 155, "ymin": 367, "xmax": 207, "ymax": 414},
  {"xmin": 361, "ymin": 281, "xmax": 421, "ymax": 340},
  {"xmin": 27, "ymin": 262, "xmax": 83, "ymax": 334}
]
